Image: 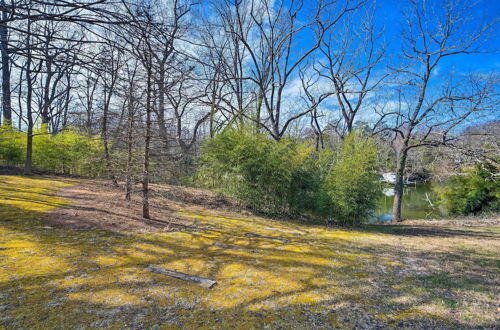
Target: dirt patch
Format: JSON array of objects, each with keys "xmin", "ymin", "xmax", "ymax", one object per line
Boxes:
[
  {"xmin": 46, "ymin": 181, "xmax": 194, "ymax": 233},
  {"xmin": 150, "ymin": 182, "xmax": 237, "ymax": 210},
  {"xmin": 2, "ymin": 175, "xmax": 499, "ymax": 328}
]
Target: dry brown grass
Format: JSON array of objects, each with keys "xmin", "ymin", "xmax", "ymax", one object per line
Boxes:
[
  {"xmin": 1, "ymin": 175, "xmax": 499, "ymax": 329},
  {"xmin": 46, "ymin": 181, "xmax": 193, "ymax": 233}
]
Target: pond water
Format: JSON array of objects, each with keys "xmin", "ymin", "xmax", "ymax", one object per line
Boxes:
[{"xmin": 373, "ymin": 183, "xmax": 444, "ymax": 222}]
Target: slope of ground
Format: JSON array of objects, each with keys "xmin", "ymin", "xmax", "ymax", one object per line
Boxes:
[{"xmin": 0, "ymin": 175, "xmax": 498, "ymax": 328}]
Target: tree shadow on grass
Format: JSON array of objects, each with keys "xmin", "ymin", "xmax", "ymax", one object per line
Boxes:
[
  {"xmin": 1, "ymin": 185, "xmax": 499, "ymax": 328},
  {"xmin": 360, "ymin": 223, "xmax": 499, "ymax": 239}
]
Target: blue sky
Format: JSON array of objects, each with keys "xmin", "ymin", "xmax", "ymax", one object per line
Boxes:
[
  {"xmin": 197, "ymin": 0, "xmax": 499, "ymax": 129},
  {"xmin": 280, "ymin": 0, "xmax": 500, "ymax": 129},
  {"xmin": 289, "ymin": 0, "xmax": 499, "ymax": 81},
  {"xmin": 376, "ymin": 0, "xmax": 500, "ymax": 73}
]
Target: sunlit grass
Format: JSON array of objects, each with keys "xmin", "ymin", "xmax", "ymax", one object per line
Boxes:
[{"xmin": 0, "ymin": 175, "xmax": 498, "ymax": 328}]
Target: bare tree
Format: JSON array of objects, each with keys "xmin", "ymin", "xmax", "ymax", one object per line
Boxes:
[
  {"xmin": 31, "ymin": 17, "xmax": 81, "ymax": 132},
  {"xmin": 122, "ymin": 1, "xmax": 162, "ymax": 219},
  {"xmin": 123, "ymin": 60, "xmax": 140, "ymax": 201},
  {"xmin": 303, "ymin": 6, "xmax": 388, "ymax": 142},
  {"xmin": 231, "ymin": 0, "xmax": 365, "ymax": 140},
  {"xmin": 148, "ymin": 0, "xmax": 193, "ymax": 152},
  {"xmin": 377, "ymin": 0, "xmax": 498, "ymax": 222},
  {"xmin": 76, "ymin": 68, "xmax": 99, "ymax": 131},
  {"xmin": 201, "ymin": 0, "xmax": 256, "ymax": 130},
  {"xmin": 23, "ymin": 5, "xmax": 34, "ymax": 174},
  {"xmin": 0, "ymin": 0, "xmax": 12, "ymax": 126},
  {"xmin": 97, "ymin": 41, "xmax": 122, "ymax": 186},
  {"xmin": 166, "ymin": 70, "xmax": 210, "ymax": 154}
]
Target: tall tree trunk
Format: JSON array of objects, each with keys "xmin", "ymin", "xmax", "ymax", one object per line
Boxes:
[
  {"xmin": 24, "ymin": 13, "xmax": 33, "ymax": 175},
  {"xmin": 125, "ymin": 95, "xmax": 134, "ymax": 202},
  {"xmin": 0, "ymin": 1, "xmax": 11, "ymax": 127},
  {"xmin": 25, "ymin": 91, "xmax": 33, "ymax": 175},
  {"xmin": 391, "ymin": 147, "xmax": 408, "ymax": 223},
  {"xmin": 142, "ymin": 66, "xmax": 152, "ymax": 219},
  {"xmin": 209, "ymin": 88, "xmax": 217, "ymax": 138},
  {"xmin": 156, "ymin": 68, "xmax": 170, "ymax": 149},
  {"xmin": 312, "ymin": 110, "xmax": 324, "ymax": 151},
  {"xmin": 102, "ymin": 84, "xmax": 118, "ymax": 187},
  {"xmin": 255, "ymin": 92, "xmax": 263, "ymax": 134},
  {"xmin": 62, "ymin": 74, "xmax": 71, "ymax": 129},
  {"xmin": 41, "ymin": 61, "xmax": 53, "ymax": 130}
]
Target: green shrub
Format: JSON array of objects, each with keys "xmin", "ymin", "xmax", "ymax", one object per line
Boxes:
[
  {"xmin": 0, "ymin": 127, "xmax": 25, "ymax": 166},
  {"xmin": 196, "ymin": 127, "xmax": 320, "ymax": 215},
  {"xmin": 0, "ymin": 125, "xmax": 104, "ymax": 176},
  {"xmin": 33, "ymin": 127, "xmax": 104, "ymax": 176},
  {"xmin": 438, "ymin": 162, "xmax": 499, "ymax": 215},
  {"xmin": 321, "ymin": 130, "xmax": 381, "ymax": 225}
]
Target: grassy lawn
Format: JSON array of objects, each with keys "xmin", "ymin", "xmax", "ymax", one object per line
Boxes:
[{"xmin": 0, "ymin": 175, "xmax": 498, "ymax": 328}]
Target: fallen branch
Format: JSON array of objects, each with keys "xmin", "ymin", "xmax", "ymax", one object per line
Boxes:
[
  {"xmin": 425, "ymin": 192, "xmax": 435, "ymax": 209},
  {"xmin": 147, "ymin": 265, "xmax": 217, "ymax": 288},
  {"xmin": 244, "ymin": 232, "xmax": 289, "ymax": 243}
]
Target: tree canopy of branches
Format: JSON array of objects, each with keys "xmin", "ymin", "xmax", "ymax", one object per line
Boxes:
[{"xmin": 0, "ymin": 0, "xmax": 497, "ymax": 222}]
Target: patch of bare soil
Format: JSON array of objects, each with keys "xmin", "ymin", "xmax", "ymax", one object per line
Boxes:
[
  {"xmin": 46, "ymin": 181, "xmax": 196, "ymax": 233},
  {"xmin": 150, "ymin": 182, "xmax": 237, "ymax": 210},
  {"xmin": 48, "ymin": 178, "xmax": 499, "ymax": 238}
]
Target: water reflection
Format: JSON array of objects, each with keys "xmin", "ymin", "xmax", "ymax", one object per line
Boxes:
[{"xmin": 373, "ymin": 183, "xmax": 443, "ymax": 222}]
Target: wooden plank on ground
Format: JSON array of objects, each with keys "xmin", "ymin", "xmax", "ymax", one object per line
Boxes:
[
  {"xmin": 244, "ymin": 232, "xmax": 289, "ymax": 243},
  {"xmin": 147, "ymin": 265, "xmax": 217, "ymax": 288}
]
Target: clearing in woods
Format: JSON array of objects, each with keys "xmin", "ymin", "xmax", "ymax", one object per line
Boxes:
[{"xmin": 0, "ymin": 175, "xmax": 498, "ymax": 328}]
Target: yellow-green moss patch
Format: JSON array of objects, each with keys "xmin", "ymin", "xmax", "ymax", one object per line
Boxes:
[{"xmin": 1, "ymin": 175, "xmax": 498, "ymax": 328}]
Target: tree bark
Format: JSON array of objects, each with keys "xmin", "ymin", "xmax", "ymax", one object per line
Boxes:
[
  {"xmin": 156, "ymin": 67, "xmax": 170, "ymax": 149},
  {"xmin": 255, "ymin": 92, "xmax": 263, "ymax": 134},
  {"xmin": 61, "ymin": 74, "xmax": 71, "ymax": 129},
  {"xmin": 24, "ymin": 11, "xmax": 33, "ymax": 175},
  {"xmin": 391, "ymin": 147, "xmax": 408, "ymax": 223},
  {"xmin": 142, "ymin": 66, "xmax": 152, "ymax": 219},
  {"xmin": 209, "ymin": 89, "xmax": 217, "ymax": 138},
  {"xmin": 40, "ymin": 60, "xmax": 53, "ymax": 129},
  {"xmin": 0, "ymin": 1, "xmax": 11, "ymax": 127},
  {"xmin": 24, "ymin": 109, "xmax": 33, "ymax": 175},
  {"xmin": 125, "ymin": 94, "xmax": 134, "ymax": 202},
  {"xmin": 102, "ymin": 83, "xmax": 118, "ymax": 187}
]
